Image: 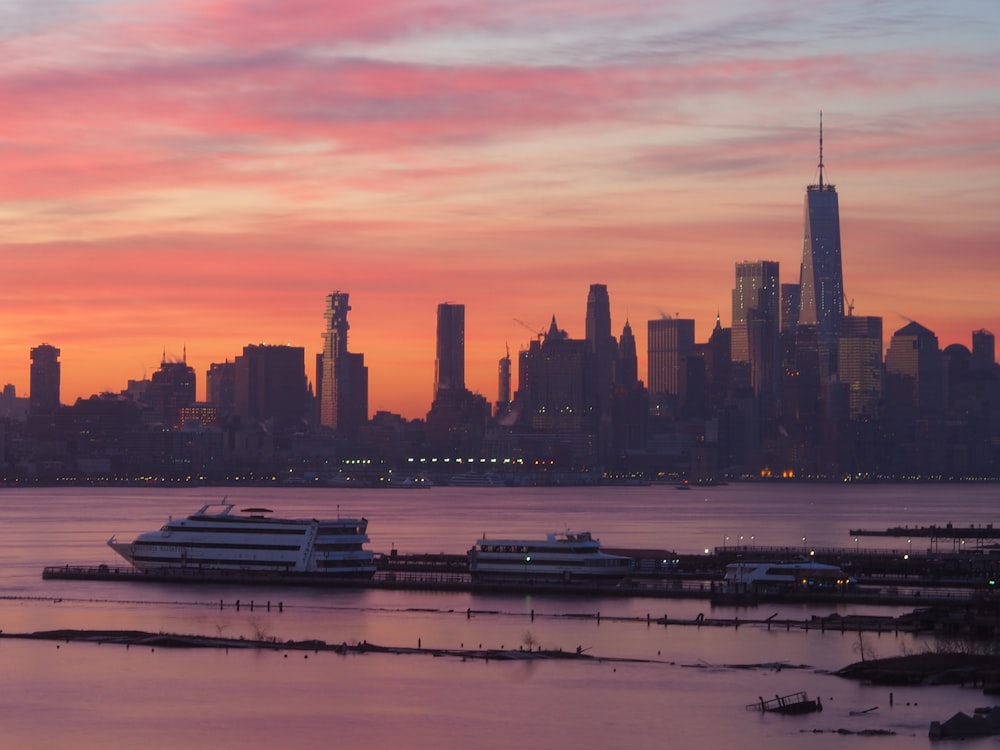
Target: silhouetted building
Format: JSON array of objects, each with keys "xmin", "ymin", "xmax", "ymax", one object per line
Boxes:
[
  {"xmin": 648, "ymin": 317, "xmax": 695, "ymax": 412},
  {"xmin": 616, "ymin": 319, "xmax": 639, "ymax": 388},
  {"xmin": 610, "ymin": 319, "xmax": 648, "ymax": 454},
  {"xmin": 526, "ymin": 317, "xmax": 591, "ymax": 433},
  {"xmin": 799, "ymin": 113, "xmax": 844, "ymax": 341},
  {"xmin": 732, "ymin": 261, "xmax": 781, "ymax": 417},
  {"xmin": 29, "ymin": 344, "xmax": 61, "ymax": 417},
  {"xmin": 205, "ymin": 361, "xmax": 236, "ymax": 417},
  {"xmin": 426, "ymin": 302, "xmax": 488, "ymax": 451},
  {"xmin": 234, "ymin": 344, "xmax": 308, "ymax": 431},
  {"xmin": 147, "ymin": 354, "xmax": 196, "ymax": 425},
  {"xmin": 972, "ymin": 329, "xmax": 995, "ymax": 371},
  {"xmin": 496, "ymin": 346, "xmax": 512, "ymax": 418},
  {"xmin": 319, "ymin": 292, "xmax": 367, "ymax": 437},
  {"xmin": 586, "ymin": 284, "xmax": 616, "ymax": 452},
  {"xmin": 885, "ymin": 321, "xmax": 943, "ymax": 418},
  {"xmin": 434, "ymin": 303, "xmax": 465, "ymax": 397}
]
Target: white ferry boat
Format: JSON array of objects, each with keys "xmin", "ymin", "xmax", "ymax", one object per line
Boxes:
[
  {"xmin": 107, "ymin": 503, "xmax": 376, "ymax": 578},
  {"xmin": 723, "ymin": 560, "xmax": 854, "ymax": 592},
  {"xmin": 467, "ymin": 531, "xmax": 635, "ymax": 585}
]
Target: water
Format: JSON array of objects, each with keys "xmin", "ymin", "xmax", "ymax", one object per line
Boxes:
[{"xmin": 1, "ymin": 483, "xmax": 997, "ymax": 748}]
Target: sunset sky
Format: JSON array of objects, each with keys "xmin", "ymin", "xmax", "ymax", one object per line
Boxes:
[{"xmin": 2, "ymin": 0, "xmax": 998, "ymax": 419}]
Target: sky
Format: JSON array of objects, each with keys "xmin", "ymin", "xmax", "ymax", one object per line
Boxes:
[{"xmin": 1, "ymin": 0, "xmax": 998, "ymax": 419}]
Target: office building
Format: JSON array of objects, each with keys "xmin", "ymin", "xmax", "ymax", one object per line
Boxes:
[
  {"xmin": 647, "ymin": 317, "xmax": 695, "ymax": 400},
  {"xmin": 434, "ymin": 303, "xmax": 465, "ymax": 397},
  {"xmin": 206, "ymin": 361, "xmax": 236, "ymax": 417},
  {"xmin": 885, "ymin": 321, "xmax": 943, "ymax": 418},
  {"xmin": 732, "ymin": 261, "xmax": 780, "ymax": 412},
  {"xmin": 29, "ymin": 343, "xmax": 61, "ymax": 416},
  {"xmin": 147, "ymin": 354, "xmax": 196, "ymax": 425},
  {"xmin": 533, "ymin": 317, "xmax": 590, "ymax": 433},
  {"xmin": 838, "ymin": 315, "xmax": 883, "ymax": 419},
  {"xmin": 586, "ymin": 284, "xmax": 616, "ymax": 448},
  {"xmin": 234, "ymin": 344, "xmax": 308, "ymax": 430}
]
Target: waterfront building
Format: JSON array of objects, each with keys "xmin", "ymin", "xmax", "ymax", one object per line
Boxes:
[
  {"xmin": 586, "ymin": 284, "xmax": 615, "ymax": 442},
  {"xmin": 29, "ymin": 343, "xmax": 60, "ymax": 416}
]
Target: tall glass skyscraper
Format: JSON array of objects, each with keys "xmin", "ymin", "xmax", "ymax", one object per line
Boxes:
[{"xmin": 799, "ymin": 113, "xmax": 844, "ymax": 338}]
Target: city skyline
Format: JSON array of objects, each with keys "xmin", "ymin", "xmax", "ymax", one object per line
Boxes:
[{"xmin": 2, "ymin": 1, "xmax": 998, "ymax": 420}]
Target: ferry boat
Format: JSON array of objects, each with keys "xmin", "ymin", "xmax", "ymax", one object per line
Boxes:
[
  {"xmin": 723, "ymin": 560, "xmax": 854, "ymax": 592},
  {"xmin": 107, "ymin": 503, "xmax": 376, "ymax": 578},
  {"xmin": 467, "ymin": 531, "xmax": 635, "ymax": 585}
]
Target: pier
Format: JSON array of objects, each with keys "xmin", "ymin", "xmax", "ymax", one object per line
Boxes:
[{"xmin": 849, "ymin": 524, "xmax": 1000, "ymax": 552}]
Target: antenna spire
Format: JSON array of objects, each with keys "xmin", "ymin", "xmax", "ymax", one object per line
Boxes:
[{"xmin": 818, "ymin": 110, "xmax": 824, "ymax": 189}]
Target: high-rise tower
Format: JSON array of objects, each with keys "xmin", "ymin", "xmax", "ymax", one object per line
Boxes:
[
  {"xmin": 29, "ymin": 343, "xmax": 61, "ymax": 416},
  {"xmin": 731, "ymin": 261, "xmax": 780, "ymax": 364},
  {"xmin": 586, "ymin": 284, "xmax": 615, "ymax": 447},
  {"xmin": 799, "ymin": 112, "xmax": 845, "ymax": 338},
  {"xmin": 647, "ymin": 317, "xmax": 695, "ymax": 400},
  {"xmin": 434, "ymin": 303, "xmax": 465, "ymax": 397},
  {"xmin": 320, "ymin": 292, "xmax": 350, "ymax": 428},
  {"xmin": 319, "ymin": 292, "xmax": 367, "ymax": 436}
]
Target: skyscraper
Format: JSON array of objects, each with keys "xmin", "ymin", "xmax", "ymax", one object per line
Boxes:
[
  {"xmin": 148, "ymin": 354, "xmax": 196, "ymax": 425},
  {"xmin": 885, "ymin": 321, "xmax": 943, "ymax": 418},
  {"xmin": 434, "ymin": 303, "xmax": 465, "ymax": 397},
  {"xmin": 586, "ymin": 284, "xmax": 615, "ymax": 448},
  {"xmin": 319, "ymin": 292, "xmax": 368, "ymax": 436},
  {"xmin": 234, "ymin": 343, "xmax": 308, "ymax": 430},
  {"xmin": 838, "ymin": 315, "xmax": 883, "ymax": 419},
  {"xmin": 732, "ymin": 261, "xmax": 779, "ymax": 363},
  {"xmin": 320, "ymin": 292, "xmax": 350, "ymax": 429},
  {"xmin": 799, "ymin": 113, "xmax": 845, "ymax": 338},
  {"xmin": 616, "ymin": 319, "xmax": 638, "ymax": 388},
  {"xmin": 29, "ymin": 343, "xmax": 61, "ymax": 416},
  {"xmin": 647, "ymin": 317, "xmax": 695, "ymax": 401}
]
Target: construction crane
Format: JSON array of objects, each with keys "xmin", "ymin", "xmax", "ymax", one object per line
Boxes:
[
  {"xmin": 513, "ymin": 318, "xmax": 545, "ymax": 342},
  {"xmin": 843, "ymin": 292, "xmax": 855, "ymax": 317}
]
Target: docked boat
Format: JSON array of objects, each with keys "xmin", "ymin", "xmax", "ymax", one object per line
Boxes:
[
  {"xmin": 723, "ymin": 560, "xmax": 854, "ymax": 593},
  {"xmin": 107, "ymin": 503, "xmax": 376, "ymax": 578},
  {"xmin": 467, "ymin": 531, "xmax": 635, "ymax": 586}
]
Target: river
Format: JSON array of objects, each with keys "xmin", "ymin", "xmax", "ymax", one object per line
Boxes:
[{"xmin": 0, "ymin": 483, "xmax": 996, "ymax": 748}]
